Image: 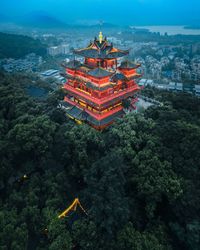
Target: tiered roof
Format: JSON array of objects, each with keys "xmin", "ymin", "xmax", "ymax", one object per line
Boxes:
[
  {"xmin": 61, "ymin": 101, "xmax": 124, "ymax": 126},
  {"xmin": 74, "ymin": 33, "xmax": 129, "ymax": 59},
  {"xmin": 62, "ymin": 60, "xmax": 141, "ymax": 81},
  {"xmin": 87, "ymin": 67, "xmax": 114, "ymax": 78},
  {"xmin": 85, "ymin": 82, "xmax": 114, "ymax": 91},
  {"xmin": 119, "ymin": 60, "xmax": 141, "ymax": 69},
  {"xmin": 61, "ymin": 33, "xmax": 141, "ymax": 129},
  {"xmin": 111, "ymin": 73, "xmax": 127, "ymax": 81}
]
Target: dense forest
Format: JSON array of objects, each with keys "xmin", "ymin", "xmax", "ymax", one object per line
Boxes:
[
  {"xmin": 0, "ymin": 71, "xmax": 200, "ymax": 250},
  {"xmin": 0, "ymin": 33, "xmax": 46, "ymax": 59}
]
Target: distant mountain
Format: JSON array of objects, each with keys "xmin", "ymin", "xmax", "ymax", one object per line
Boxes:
[
  {"xmin": 0, "ymin": 32, "xmax": 46, "ymax": 59},
  {"xmin": 19, "ymin": 11, "xmax": 68, "ymax": 29},
  {"xmin": 90, "ymin": 22, "xmax": 118, "ymax": 28},
  {"xmin": 71, "ymin": 22, "xmax": 119, "ymax": 30}
]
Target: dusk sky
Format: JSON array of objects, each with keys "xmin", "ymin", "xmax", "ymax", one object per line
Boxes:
[{"xmin": 1, "ymin": 0, "xmax": 200, "ymax": 25}]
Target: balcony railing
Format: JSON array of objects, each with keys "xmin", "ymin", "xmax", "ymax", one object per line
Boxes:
[
  {"xmin": 64, "ymin": 96, "xmax": 123, "ymax": 120},
  {"xmin": 63, "ymin": 84, "xmax": 140, "ymax": 106}
]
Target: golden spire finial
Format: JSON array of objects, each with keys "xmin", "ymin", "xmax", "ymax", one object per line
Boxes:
[{"xmin": 99, "ymin": 31, "xmax": 103, "ymax": 44}]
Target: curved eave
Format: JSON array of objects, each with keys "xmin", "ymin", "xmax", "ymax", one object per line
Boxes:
[
  {"xmin": 74, "ymin": 49, "xmax": 129, "ymax": 59},
  {"xmin": 128, "ymin": 74, "xmax": 142, "ymax": 80},
  {"xmin": 105, "ymin": 51, "xmax": 129, "ymax": 59},
  {"xmin": 61, "ymin": 60, "xmax": 82, "ymax": 69},
  {"xmin": 119, "ymin": 64, "xmax": 141, "ymax": 70},
  {"xmin": 85, "ymin": 82, "xmax": 113, "ymax": 91},
  {"xmin": 87, "ymin": 72, "xmax": 115, "ymax": 79},
  {"xmin": 74, "ymin": 49, "xmax": 97, "ymax": 58}
]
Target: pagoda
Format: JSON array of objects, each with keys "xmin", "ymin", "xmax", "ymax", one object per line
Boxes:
[{"xmin": 61, "ymin": 32, "xmax": 141, "ymax": 130}]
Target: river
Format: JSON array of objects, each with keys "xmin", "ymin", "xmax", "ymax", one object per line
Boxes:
[{"xmin": 136, "ymin": 26, "xmax": 200, "ymax": 36}]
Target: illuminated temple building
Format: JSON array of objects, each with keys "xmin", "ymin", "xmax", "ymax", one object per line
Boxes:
[{"xmin": 61, "ymin": 32, "xmax": 141, "ymax": 130}]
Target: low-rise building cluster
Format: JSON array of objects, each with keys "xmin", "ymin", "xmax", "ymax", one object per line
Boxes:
[
  {"xmin": 40, "ymin": 69, "xmax": 65, "ymax": 84},
  {"xmin": 0, "ymin": 53, "xmax": 43, "ymax": 73},
  {"xmin": 138, "ymin": 78, "xmax": 200, "ymax": 96},
  {"xmin": 47, "ymin": 44, "xmax": 70, "ymax": 56}
]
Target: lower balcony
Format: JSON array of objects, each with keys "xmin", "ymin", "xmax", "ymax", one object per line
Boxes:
[
  {"xmin": 64, "ymin": 96, "xmax": 123, "ymax": 121},
  {"xmin": 63, "ymin": 84, "xmax": 140, "ymax": 107}
]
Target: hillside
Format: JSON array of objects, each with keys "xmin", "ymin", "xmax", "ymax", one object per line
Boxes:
[
  {"xmin": 19, "ymin": 12, "xmax": 68, "ymax": 29},
  {"xmin": 0, "ymin": 72, "xmax": 199, "ymax": 249},
  {"xmin": 0, "ymin": 32, "xmax": 47, "ymax": 59}
]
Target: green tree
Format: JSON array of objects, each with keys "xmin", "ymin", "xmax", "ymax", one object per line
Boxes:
[
  {"xmin": 117, "ymin": 222, "xmax": 170, "ymax": 250},
  {"xmin": 72, "ymin": 219, "xmax": 98, "ymax": 250},
  {"xmin": 85, "ymin": 153, "xmax": 129, "ymax": 245},
  {"xmin": 48, "ymin": 218, "xmax": 72, "ymax": 250},
  {"xmin": 7, "ymin": 115, "xmax": 56, "ymax": 160}
]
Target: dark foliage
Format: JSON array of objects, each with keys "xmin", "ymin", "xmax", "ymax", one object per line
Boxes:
[
  {"xmin": 0, "ymin": 72, "xmax": 199, "ymax": 249},
  {"xmin": 0, "ymin": 32, "xmax": 47, "ymax": 59}
]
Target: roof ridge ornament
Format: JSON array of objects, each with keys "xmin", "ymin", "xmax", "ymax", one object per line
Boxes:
[{"xmin": 99, "ymin": 31, "xmax": 103, "ymax": 44}]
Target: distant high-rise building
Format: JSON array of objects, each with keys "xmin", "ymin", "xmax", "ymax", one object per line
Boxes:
[
  {"xmin": 48, "ymin": 44, "xmax": 70, "ymax": 56},
  {"xmin": 47, "ymin": 46, "xmax": 61, "ymax": 56},
  {"xmin": 60, "ymin": 44, "xmax": 70, "ymax": 55}
]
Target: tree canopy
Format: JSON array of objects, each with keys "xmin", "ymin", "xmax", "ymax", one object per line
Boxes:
[{"xmin": 0, "ymin": 72, "xmax": 199, "ymax": 249}]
